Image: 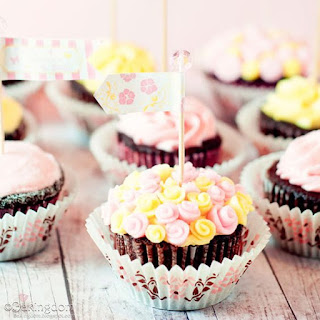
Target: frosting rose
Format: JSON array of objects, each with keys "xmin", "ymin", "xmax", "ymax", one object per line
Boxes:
[
  {"xmin": 123, "ymin": 171, "xmax": 141, "ymax": 190},
  {"xmin": 121, "ymin": 189, "xmax": 140, "ymax": 211},
  {"xmin": 189, "ymin": 218, "xmax": 216, "ymax": 244},
  {"xmin": 117, "ymin": 97, "xmax": 217, "ymax": 152},
  {"xmin": 145, "ymin": 225, "xmax": 166, "ymax": 243},
  {"xmin": 123, "ymin": 213, "xmax": 149, "ymax": 238},
  {"xmin": 155, "ymin": 203, "xmax": 179, "ymax": 224},
  {"xmin": 178, "ymin": 201, "xmax": 201, "ymax": 223},
  {"xmin": 165, "ymin": 220, "xmax": 190, "ymax": 246},
  {"xmin": 158, "ymin": 186, "xmax": 186, "ymax": 204},
  {"xmin": 135, "ymin": 193, "xmax": 160, "ymax": 217},
  {"xmin": 217, "ymin": 178, "xmax": 236, "ymax": 200},
  {"xmin": 228, "ymin": 192, "xmax": 254, "ymax": 225},
  {"xmin": 182, "ymin": 182, "xmax": 200, "ymax": 194},
  {"xmin": 195, "ymin": 176, "xmax": 213, "ymax": 192},
  {"xmin": 208, "ymin": 205, "xmax": 238, "ymax": 235},
  {"xmin": 152, "ymin": 164, "xmax": 173, "ymax": 182},
  {"xmin": 199, "ymin": 168, "xmax": 221, "ymax": 183},
  {"xmin": 110, "ymin": 208, "xmax": 130, "ymax": 235},
  {"xmin": 172, "ymin": 161, "xmax": 199, "ymax": 183},
  {"xmin": 139, "ymin": 170, "xmax": 161, "ymax": 193},
  {"xmin": 276, "ymin": 131, "xmax": 320, "ymax": 192},
  {"xmin": 207, "ymin": 185, "xmax": 225, "ymax": 206},
  {"xmin": 187, "ymin": 192, "xmax": 212, "ymax": 214},
  {"xmin": 101, "ymin": 189, "xmax": 120, "ymax": 225}
]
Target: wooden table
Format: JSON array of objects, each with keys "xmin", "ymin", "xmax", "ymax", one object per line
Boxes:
[{"xmin": 1, "ymin": 124, "xmax": 320, "ymax": 320}]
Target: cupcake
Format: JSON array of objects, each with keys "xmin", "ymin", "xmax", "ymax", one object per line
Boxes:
[
  {"xmin": 116, "ymin": 96, "xmax": 222, "ymax": 168},
  {"xmin": 86, "ymin": 162, "xmax": 270, "ymax": 310},
  {"xmin": 200, "ymin": 26, "xmax": 309, "ymax": 120},
  {"xmin": 237, "ymin": 76, "xmax": 320, "ymax": 154},
  {"xmin": 101, "ymin": 162, "xmax": 254, "ymax": 269},
  {"xmin": 70, "ymin": 42, "xmax": 156, "ymax": 104},
  {"xmin": 241, "ymin": 131, "xmax": 320, "ymax": 258},
  {"xmin": 0, "ymin": 141, "xmax": 72, "ymax": 260}
]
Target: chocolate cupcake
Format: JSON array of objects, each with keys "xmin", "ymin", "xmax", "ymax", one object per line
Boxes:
[
  {"xmin": 101, "ymin": 162, "xmax": 254, "ymax": 270},
  {"xmin": 116, "ymin": 96, "xmax": 222, "ymax": 168},
  {"xmin": 259, "ymin": 76, "xmax": 320, "ymax": 139},
  {"xmin": 263, "ymin": 131, "xmax": 320, "ymax": 213},
  {"xmin": 0, "ymin": 141, "xmax": 65, "ymax": 218}
]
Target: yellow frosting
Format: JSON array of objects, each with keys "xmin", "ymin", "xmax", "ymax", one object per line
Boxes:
[
  {"xmin": 227, "ymin": 192, "xmax": 254, "ymax": 226},
  {"xmin": 195, "ymin": 176, "xmax": 213, "ymax": 192},
  {"xmin": 153, "ymin": 164, "xmax": 173, "ymax": 182},
  {"xmin": 187, "ymin": 192, "xmax": 212, "ymax": 215},
  {"xmin": 283, "ymin": 58, "xmax": 302, "ymax": 78},
  {"xmin": 2, "ymin": 96, "xmax": 23, "ymax": 134},
  {"xmin": 145, "ymin": 225, "xmax": 166, "ymax": 243},
  {"xmin": 261, "ymin": 76, "xmax": 320, "ymax": 129},
  {"xmin": 111, "ymin": 208, "xmax": 130, "ymax": 235},
  {"xmin": 123, "ymin": 171, "xmax": 141, "ymax": 190},
  {"xmin": 135, "ymin": 193, "xmax": 160, "ymax": 217},
  {"xmin": 183, "ymin": 218, "xmax": 216, "ymax": 246},
  {"xmin": 241, "ymin": 60, "xmax": 260, "ymax": 82},
  {"xmin": 158, "ymin": 185, "xmax": 186, "ymax": 204},
  {"xmin": 78, "ymin": 42, "xmax": 156, "ymax": 93}
]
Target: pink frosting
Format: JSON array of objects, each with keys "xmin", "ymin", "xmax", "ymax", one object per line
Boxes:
[
  {"xmin": 165, "ymin": 219, "xmax": 190, "ymax": 246},
  {"xmin": 172, "ymin": 161, "xmax": 199, "ymax": 183},
  {"xmin": 217, "ymin": 180, "xmax": 236, "ymax": 200},
  {"xmin": 182, "ymin": 182, "xmax": 200, "ymax": 194},
  {"xmin": 140, "ymin": 170, "xmax": 161, "ymax": 193},
  {"xmin": 260, "ymin": 57, "xmax": 283, "ymax": 83},
  {"xmin": 155, "ymin": 203, "xmax": 179, "ymax": 224},
  {"xmin": 117, "ymin": 97, "xmax": 217, "ymax": 152},
  {"xmin": 213, "ymin": 54, "xmax": 241, "ymax": 83},
  {"xmin": 178, "ymin": 201, "xmax": 201, "ymax": 223},
  {"xmin": 207, "ymin": 185, "xmax": 225, "ymax": 206},
  {"xmin": 276, "ymin": 131, "xmax": 320, "ymax": 192},
  {"xmin": 122, "ymin": 189, "xmax": 140, "ymax": 211},
  {"xmin": 208, "ymin": 205, "xmax": 238, "ymax": 235},
  {"xmin": 199, "ymin": 168, "xmax": 221, "ymax": 183},
  {"xmin": 101, "ymin": 189, "xmax": 120, "ymax": 225},
  {"xmin": 0, "ymin": 141, "xmax": 61, "ymax": 198},
  {"xmin": 123, "ymin": 213, "xmax": 149, "ymax": 238}
]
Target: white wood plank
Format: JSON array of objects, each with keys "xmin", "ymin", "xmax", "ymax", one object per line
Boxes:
[
  {"xmin": 0, "ymin": 232, "xmax": 71, "ymax": 320},
  {"xmin": 265, "ymin": 240, "xmax": 320, "ymax": 320}
]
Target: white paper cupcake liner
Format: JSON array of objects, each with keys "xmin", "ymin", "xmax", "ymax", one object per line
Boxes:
[
  {"xmin": 4, "ymin": 81, "xmax": 42, "ymax": 101},
  {"xmin": 0, "ymin": 174, "xmax": 75, "ymax": 261},
  {"xmin": 45, "ymin": 81, "xmax": 113, "ymax": 133},
  {"xmin": 206, "ymin": 77, "xmax": 273, "ymax": 122},
  {"xmin": 236, "ymin": 97, "xmax": 291, "ymax": 155},
  {"xmin": 86, "ymin": 206, "xmax": 270, "ymax": 310},
  {"xmin": 240, "ymin": 153, "xmax": 320, "ymax": 258},
  {"xmin": 89, "ymin": 120, "xmax": 257, "ymax": 184}
]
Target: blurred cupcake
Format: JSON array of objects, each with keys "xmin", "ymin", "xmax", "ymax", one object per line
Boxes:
[
  {"xmin": 241, "ymin": 131, "xmax": 320, "ymax": 258},
  {"xmin": 86, "ymin": 162, "xmax": 270, "ymax": 309},
  {"xmin": 0, "ymin": 141, "xmax": 73, "ymax": 260},
  {"xmin": 90, "ymin": 96, "xmax": 253, "ymax": 181},
  {"xmin": 200, "ymin": 26, "xmax": 309, "ymax": 121},
  {"xmin": 46, "ymin": 42, "xmax": 156, "ymax": 132},
  {"xmin": 237, "ymin": 76, "xmax": 320, "ymax": 154}
]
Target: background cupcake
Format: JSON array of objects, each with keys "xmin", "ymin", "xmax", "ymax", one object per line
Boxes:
[{"xmin": 200, "ymin": 26, "xmax": 309, "ymax": 121}]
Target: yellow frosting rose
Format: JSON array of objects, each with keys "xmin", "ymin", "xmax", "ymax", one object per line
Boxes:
[
  {"xmin": 153, "ymin": 164, "xmax": 173, "ymax": 182},
  {"xmin": 227, "ymin": 192, "xmax": 254, "ymax": 226},
  {"xmin": 195, "ymin": 176, "xmax": 213, "ymax": 192},
  {"xmin": 283, "ymin": 58, "xmax": 302, "ymax": 78},
  {"xmin": 123, "ymin": 171, "xmax": 141, "ymax": 190},
  {"xmin": 182, "ymin": 218, "xmax": 216, "ymax": 246},
  {"xmin": 161, "ymin": 177, "xmax": 178, "ymax": 188},
  {"xmin": 241, "ymin": 60, "xmax": 260, "ymax": 81},
  {"xmin": 110, "ymin": 208, "xmax": 130, "ymax": 235},
  {"xmin": 145, "ymin": 225, "xmax": 166, "ymax": 243},
  {"xmin": 2, "ymin": 96, "xmax": 23, "ymax": 134},
  {"xmin": 135, "ymin": 193, "xmax": 160, "ymax": 217},
  {"xmin": 158, "ymin": 185, "xmax": 186, "ymax": 204},
  {"xmin": 187, "ymin": 192, "xmax": 212, "ymax": 214}
]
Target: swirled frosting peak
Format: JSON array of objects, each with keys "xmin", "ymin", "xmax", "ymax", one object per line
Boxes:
[
  {"xmin": 261, "ymin": 76, "xmax": 320, "ymax": 130},
  {"xmin": 101, "ymin": 162, "xmax": 254, "ymax": 246},
  {"xmin": 0, "ymin": 141, "xmax": 62, "ymax": 198},
  {"xmin": 276, "ymin": 130, "xmax": 320, "ymax": 192},
  {"xmin": 117, "ymin": 96, "xmax": 218, "ymax": 152}
]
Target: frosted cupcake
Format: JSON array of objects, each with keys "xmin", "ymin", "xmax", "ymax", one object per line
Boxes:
[
  {"xmin": 237, "ymin": 76, "xmax": 320, "ymax": 154},
  {"xmin": 241, "ymin": 131, "xmax": 320, "ymax": 258},
  {"xmin": 116, "ymin": 96, "xmax": 222, "ymax": 168},
  {"xmin": 0, "ymin": 141, "xmax": 73, "ymax": 260},
  {"xmin": 200, "ymin": 26, "xmax": 309, "ymax": 120}
]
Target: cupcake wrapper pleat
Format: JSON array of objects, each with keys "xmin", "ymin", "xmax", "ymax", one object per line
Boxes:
[{"xmin": 86, "ymin": 206, "xmax": 270, "ymax": 310}]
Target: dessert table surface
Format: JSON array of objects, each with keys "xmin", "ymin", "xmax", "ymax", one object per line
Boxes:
[{"xmin": 1, "ymin": 123, "xmax": 320, "ymax": 320}]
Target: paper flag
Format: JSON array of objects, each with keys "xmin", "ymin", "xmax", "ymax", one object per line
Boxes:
[
  {"xmin": 0, "ymin": 37, "xmax": 103, "ymax": 80},
  {"xmin": 94, "ymin": 72, "xmax": 182, "ymax": 114}
]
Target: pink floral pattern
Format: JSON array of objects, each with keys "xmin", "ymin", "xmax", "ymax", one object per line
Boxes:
[
  {"xmin": 140, "ymin": 79, "xmax": 157, "ymax": 95},
  {"xmin": 0, "ymin": 226, "xmax": 17, "ymax": 253},
  {"xmin": 119, "ymin": 89, "xmax": 135, "ymax": 105},
  {"xmin": 120, "ymin": 73, "xmax": 136, "ymax": 82},
  {"xmin": 284, "ymin": 217, "xmax": 313, "ymax": 244}
]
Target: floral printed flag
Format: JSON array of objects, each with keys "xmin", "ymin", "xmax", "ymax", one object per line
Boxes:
[{"xmin": 94, "ymin": 72, "xmax": 183, "ymax": 114}]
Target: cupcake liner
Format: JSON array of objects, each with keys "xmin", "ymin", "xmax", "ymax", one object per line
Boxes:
[
  {"xmin": 45, "ymin": 81, "xmax": 113, "ymax": 133},
  {"xmin": 236, "ymin": 97, "xmax": 291, "ymax": 155},
  {"xmin": 241, "ymin": 153, "xmax": 320, "ymax": 258},
  {"xmin": 90, "ymin": 120, "xmax": 256, "ymax": 184},
  {"xmin": 206, "ymin": 77, "xmax": 273, "ymax": 122},
  {"xmin": 0, "ymin": 174, "xmax": 75, "ymax": 261},
  {"xmin": 86, "ymin": 207, "xmax": 270, "ymax": 310},
  {"xmin": 5, "ymin": 81, "xmax": 42, "ymax": 102}
]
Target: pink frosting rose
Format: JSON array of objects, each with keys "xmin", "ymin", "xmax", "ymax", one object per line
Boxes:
[
  {"xmin": 260, "ymin": 57, "xmax": 283, "ymax": 83},
  {"xmin": 172, "ymin": 161, "xmax": 199, "ymax": 183},
  {"xmin": 122, "ymin": 189, "xmax": 140, "ymax": 211},
  {"xmin": 155, "ymin": 203, "xmax": 179, "ymax": 224},
  {"xmin": 178, "ymin": 201, "xmax": 201, "ymax": 223},
  {"xmin": 208, "ymin": 205, "xmax": 238, "ymax": 235},
  {"xmin": 101, "ymin": 189, "xmax": 120, "ymax": 225},
  {"xmin": 199, "ymin": 168, "xmax": 221, "ymax": 183},
  {"xmin": 140, "ymin": 170, "xmax": 161, "ymax": 193},
  {"xmin": 123, "ymin": 213, "xmax": 149, "ymax": 238},
  {"xmin": 207, "ymin": 185, "xmax": 225, "ymax": 206},
  {"xmin": 165, "ymin": 219, "xmax": 190, "ymax": 246},
  {"xmin": 217, "ymin": 179, "xmax": 236, "ymax": 200},
  {"xmin": 182, "ymin": 182, "xmax": 200, "ymax": 194}
]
